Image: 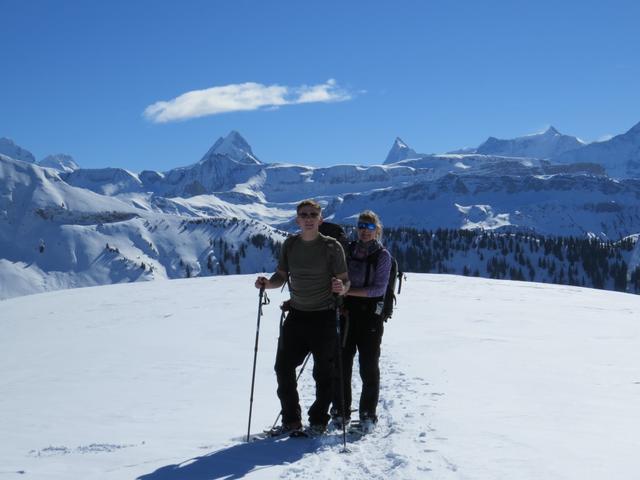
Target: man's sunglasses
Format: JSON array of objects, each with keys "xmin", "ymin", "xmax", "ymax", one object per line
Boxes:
[
  {"xmin": 357, "ymin": 222, "xmax": 377, "ymax": 230},
  {"xmin": 298, "ymin": 212, "xmax": 320, "ymax": 219}
]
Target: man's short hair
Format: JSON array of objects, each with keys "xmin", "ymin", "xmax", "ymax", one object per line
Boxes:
[{"xmin": 296, "ymin": 199, "xmax": 322, "ymax": 213}]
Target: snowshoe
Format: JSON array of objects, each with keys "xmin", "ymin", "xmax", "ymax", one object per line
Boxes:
[
  {"xmin": 264, "ymin": 421, "xmax": 303, "ymax": 438},
  {"xmin": 290, "ymin": 424, "xmax": 326, "ymax": 438},
  {"xmin": 348, "ymin": 418, "xmax": 376, "ymax": 436},
  {"xmin": 328, "ymin": 415, "xmax": 351, "ymax": 432}
]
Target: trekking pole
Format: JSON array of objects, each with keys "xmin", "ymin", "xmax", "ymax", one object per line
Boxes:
[
  {"xmin": 246, "ymin": 287, "xmax": 269, "ymax": 442},
  {"xmin": 270, "ymin": 352, "xmax": 311, "ymax": 431},
  {"xmin": 334, "ymin": 293, "xmax": 349, "ymax": 453}
]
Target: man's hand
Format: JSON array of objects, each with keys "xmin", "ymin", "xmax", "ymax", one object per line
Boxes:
[
  {"xmin": 331, "ymin": 277, "xmax": 347, "ymax": 295},
  {"xmin": 255, "ymin": 270, "xmax": 286, "ymax": 290}
]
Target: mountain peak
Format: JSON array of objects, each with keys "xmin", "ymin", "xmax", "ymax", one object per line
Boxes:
[
  {"xmin": 384, "ymin": 137, "xmax": 418, "ymax": 164},
  {"xmin": 626, "ymin": 120, "xmax": 640, "ymax": 136},
  {"xmin": 477, "ymin": 127, "xmax": 583, "ymax": 159},
  {"xmin": 38, "ymin": 154, "xmax": 80, "ymax": 173},
  {"xmin": 0, "ymin": 137, "xmax": 36, "ymax": 163},
  {"xmin": 204, "ymin": 131, "xmax": 261, "ymax": 165},
  {"xmin": 393, "ymin": 137, "xmax": 408, "ymax": 148}
]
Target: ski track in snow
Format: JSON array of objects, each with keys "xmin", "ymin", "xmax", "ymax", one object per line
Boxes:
[
  {"xmin": 277, "ymin": 352, "xmax": 458, "ymax": 479},
  {"xmin": 28, "ymin": 443, "xmax": 137, "ymax": 457}
]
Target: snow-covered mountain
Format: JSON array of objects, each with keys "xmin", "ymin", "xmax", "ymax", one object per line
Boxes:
[
  {"xmin": 330, "ymin": 173, "xmax": 640, "ymax": 237},
  {"xmin": 61, "ymin": 167, "xmax": 144, "ymax": 195},
  {"xmin": 38, "ymin": 153, "xmax": 80, "ymax": 173},
  {"xmin": 475, "ymin": 126, "xmax": 586, "ymax": 159},
  {"xmin": 384, "ymin": 137, "xmax": 419, "ymax": 164},
  {"xmin": 206, "ymin": 129, "xmax": 262, "ymax": 165},
  {"xmin": 2, "ymin": 125, "xmax": 640, "ymax": 299},
  {"xmin": 0, "ymin": 137, "xmax": 36, "ymax": 163},
  {"xmin": 2, "ymin": 274, "xmax": 639, "ymax": 479},
  {"xmin": 56, "ymin": 130, "xmax": 607, "ymax": 203},
  {"xmin": 552, "ymin": 121, "xmax": 640, "ymax": 179},
  {"xmin": 59, "ymin": 132, "xmax": 265, "ymax": 199},
  {"xmin": 0, "ymin": 154, "xmax": 287, "ymax": 299}
]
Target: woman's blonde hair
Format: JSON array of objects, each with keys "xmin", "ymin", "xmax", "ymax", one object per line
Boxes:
[{"xmin": 358, "ymin": 210, "xmax": 383, "ymax": 240}]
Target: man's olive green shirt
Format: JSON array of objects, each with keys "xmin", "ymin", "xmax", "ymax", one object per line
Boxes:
[{"xmin": 278, "ymin": 234, "xmax": 347, "ymax": 311}]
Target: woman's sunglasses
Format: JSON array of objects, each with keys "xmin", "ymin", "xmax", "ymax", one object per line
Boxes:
[{"xmin": 357, "ymin": 222, "xmax": 377, "ymax": 230}]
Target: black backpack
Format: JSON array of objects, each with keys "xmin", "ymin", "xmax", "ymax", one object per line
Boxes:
[
  {"xmin": 319, "ymin": 222, "xmax": 349, "ymax": 253},
  {"xmin": 348, "ymin": 241, "xmax": 403, "ymax": 322}
]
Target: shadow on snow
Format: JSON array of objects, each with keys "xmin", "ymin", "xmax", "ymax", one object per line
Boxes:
[{"xmin": 137, "ymin": 436, "xmax": 326, "ymax": 480}]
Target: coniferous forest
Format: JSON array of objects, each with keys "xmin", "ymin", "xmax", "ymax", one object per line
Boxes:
[
  {"xmin": 375, "ymin": 228, "xmax": 640, "ymax": 295},
  {"xmin": 174, "ymin": 219, "xmax": 640, "ymax": 295}
]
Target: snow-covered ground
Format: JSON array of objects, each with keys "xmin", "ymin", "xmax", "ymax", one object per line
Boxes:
[{"xmin": 1, "ymin": 274, "xmax": 639, "ymax": 479}]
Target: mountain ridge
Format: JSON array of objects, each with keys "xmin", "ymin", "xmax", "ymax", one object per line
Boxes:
[
  {"xmin": 552, "ymin": 120, "xmax": 640, "ymax": 178},
  {"xmin": 2, "ymin": 123, "xmax": 640, "ymax": 298}
]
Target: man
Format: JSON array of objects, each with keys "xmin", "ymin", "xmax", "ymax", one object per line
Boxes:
[{"xmin": 255, "ymin": 199, "xmax": 349, "ymax": 435}]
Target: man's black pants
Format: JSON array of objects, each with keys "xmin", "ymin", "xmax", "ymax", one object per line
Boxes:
[{"xmin": 274, "ymin": 307, "xmax": 336, "ymax": 427}]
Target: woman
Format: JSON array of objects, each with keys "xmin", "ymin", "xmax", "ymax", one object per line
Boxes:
[{"xmin": 332, "ymin": 210, "xmax": 392, "ymax": 433}]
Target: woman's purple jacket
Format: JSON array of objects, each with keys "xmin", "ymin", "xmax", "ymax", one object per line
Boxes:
[{"xmin": 347, "ymin": 240, "xmax": 392, "ymax": 298}]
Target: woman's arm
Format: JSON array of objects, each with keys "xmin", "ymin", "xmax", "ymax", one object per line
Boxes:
[{"xmin": 346, "ymin": 250, "xmax": 392, "ymax": 297}]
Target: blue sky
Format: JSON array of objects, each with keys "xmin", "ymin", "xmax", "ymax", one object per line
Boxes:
[{"xmin": 1, "ymin": 0, "xmax": 639, "ymax": 171}]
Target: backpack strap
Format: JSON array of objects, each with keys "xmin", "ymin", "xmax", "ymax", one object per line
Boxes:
[
  {"xmin": 348, "ymin": 241, "xmax": 385, "ymax": 288},
  {"xmin": 282, "ymin": 235, "xmax": 298, "ymax": 292},
  {"xmin": 321, "ymin": 235, "xmax": 338, "ymax": 276},
  {"xmin": 364, "ymin": 248, "xmax": 382, "ymax": 287},
  {"xmin": 347, "ymin": 240, "xmax": 356, "ymax": 261},
  {"xmin": 283, "ymin": 234, "xmax": 339, "ymax": 290}
]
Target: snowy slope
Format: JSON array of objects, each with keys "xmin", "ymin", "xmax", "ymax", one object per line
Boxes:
[
  {"xmin": 61, "ymin": 167, "xmax": 144, "ymax": 195},
  {"xmin": 1, "ymin": 274, "xmax": 639, "ymax": 479},
  {"xmin": 553, "ymin": 121, "xmax": 640, "ymax": 179},
  {"xmin": 331, "ymin": 173, "xmax": 640, "ymax": 237},
  {"xmin": 0, "ymin": 155, "xmax": 288, "ymax": 299},
  {"xmin": 38, "ymin": 154, "xmax": 80, "ymax": 173},
  {"xmin": 0, "ymin": 137, "xmax": 36, "ymax": 163}
]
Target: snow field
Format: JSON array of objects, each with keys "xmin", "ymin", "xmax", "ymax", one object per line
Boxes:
[{"xmin": 1, "ymin": 274, "xmax": 639, "ymax": 479}]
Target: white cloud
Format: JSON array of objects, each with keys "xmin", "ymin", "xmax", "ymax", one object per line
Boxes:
[
  {"xmin": 294, "ymin": 78, "xmax": 351, "ymax": 104},
  {"xmin": 144, "ymin": 79, "xmax": 353, "ymax": 123}
]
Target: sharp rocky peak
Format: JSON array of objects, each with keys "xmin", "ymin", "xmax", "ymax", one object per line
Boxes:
[
  {"xmin": 384, "ymin": 136, "xmax": 418, "ymax": 164},
  {"xmin": 201, "ymin": 131, "xmax": 261, "ymax": 165}
]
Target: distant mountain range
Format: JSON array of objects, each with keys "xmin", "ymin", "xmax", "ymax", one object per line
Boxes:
[
  {"xmin": 2, "ymin": 121, "xmax": 640, "ymax": 299},
  {"xmin": 383, "ymin": 123, "xmax": 640, "ymax": 179}
]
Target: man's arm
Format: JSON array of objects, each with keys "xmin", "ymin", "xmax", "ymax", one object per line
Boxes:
[
  {"xmin": 254, "ymin": 269, "xmax": 288, "ymax": 290},
  {"xmin": 331, "ymin": 272, "xmax": 350, "ymax": 296}
]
